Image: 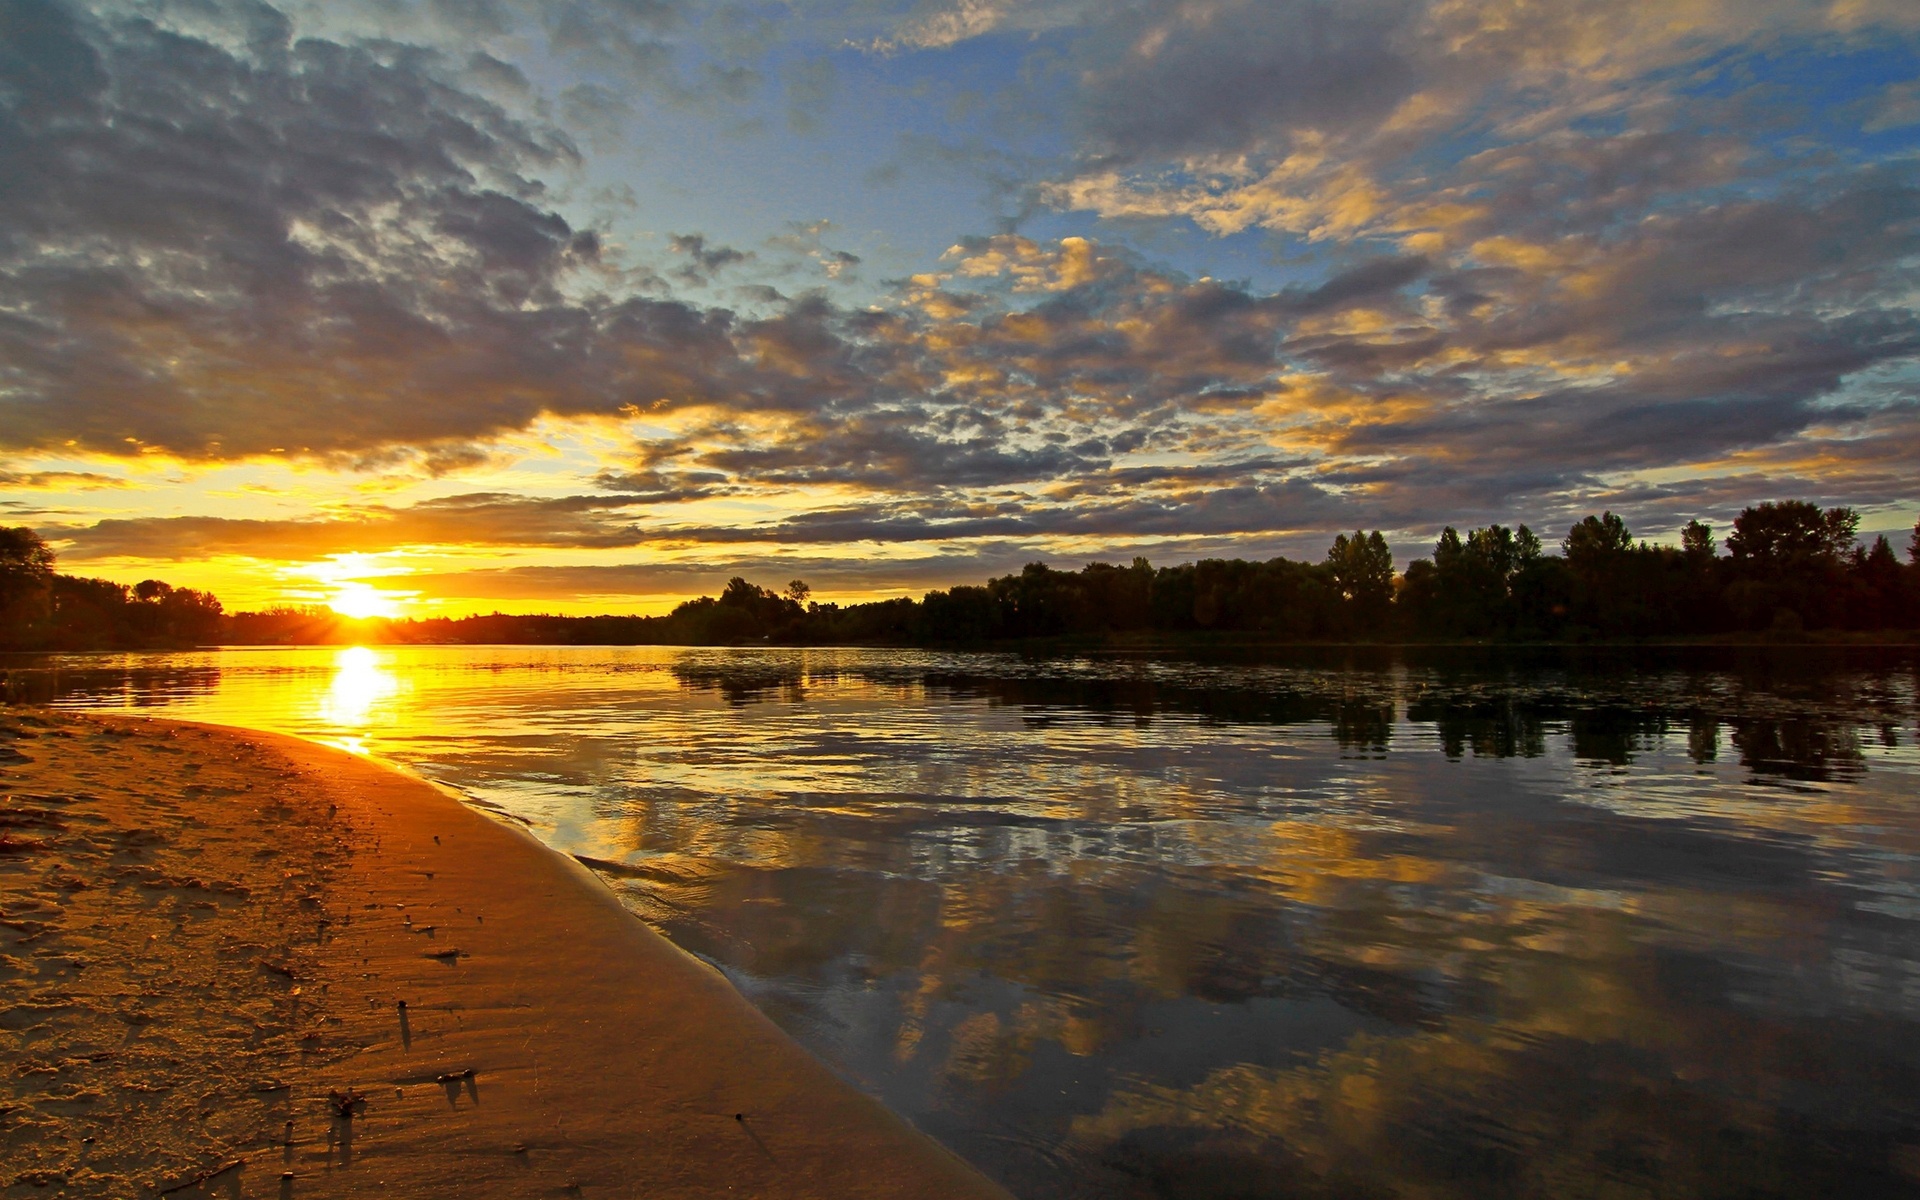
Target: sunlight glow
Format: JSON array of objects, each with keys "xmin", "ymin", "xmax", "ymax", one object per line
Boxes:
[{"xmin": 327, "ymin": 581, "xmax": 407, "ymax": 620}]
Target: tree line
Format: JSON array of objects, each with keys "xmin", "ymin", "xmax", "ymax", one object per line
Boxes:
[
  {"xmin": 3, "ymin": 501, "xmax": 1918, "ymax": 650},
  {"xmin": 0, "ymin": 528, "xmax": 224, "ymax": 650}
]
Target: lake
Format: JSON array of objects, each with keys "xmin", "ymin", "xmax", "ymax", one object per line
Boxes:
[{"xmin": 6, "ymin": 644, "xmax": 1919, "ymax": 1198}]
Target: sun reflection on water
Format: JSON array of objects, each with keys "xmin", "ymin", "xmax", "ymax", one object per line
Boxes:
[{"xmin": 315, "ymin": 646, "xmax": 405, "ymax": 752}]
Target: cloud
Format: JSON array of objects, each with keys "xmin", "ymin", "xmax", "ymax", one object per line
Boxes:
[
  {"xmin": 56, "ymin": 491, "xmax": 669, "ymax": 560},
  {"xmin": 863, "ymin": 0, "xmax": 1088, "ymax": 53},
  {"xmin": 1054, "ymin": 0, "xmax": 1919, "ymax": 181},
  {"xmin": 1866, "ymin": 80, "xmax": 1920, "ymax": 131},
  {"xmin": 1069, "ymin": 0, "xmax": 1421, "ymax": 167},
  {"xmin": 0, "ymin": 470, "xmax": 131, "ymax": 490},
  {"xmin": 4, "ymin": 0, "xmax": 1917, "ymax": 584},
  {"xmin": 667, "ymin": 233, "xmax": 754, "ymax": 284}
]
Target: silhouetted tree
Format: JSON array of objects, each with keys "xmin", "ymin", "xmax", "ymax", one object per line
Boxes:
[
  {"xmin": 1681, "ymin": 520, "xmax": 1716, "ymax": 559},
  {"xmin": 1849, "ymin": 536, "xmax": 1905, "ymax": 630},
  {"xmin": 1327, "ymin": 531, "xmax": 1394, "ymax": 632},
  {"xmin": 1400, "ymin": 523, "xmax": 1545, "ymax": 636},
  {"xmin": 918, "ymin": 584, "xmax": 1001, "ymax": 641},
  {"xmin": 1724, "ymin": 501, "xmax": 1858, "ymax": 630},
  {"xmin": 1076, "ymin": 559, "xmax": 1155, "ymax": 631},
  {"xmin": 1565, "ymin": 512, "xmax": 1635, "ymax": 560},
  {"xmin": 661, "ymin": 576, "xmax": 804, "ymax": 641},
  {"xmin": 0, "ymin": 527, "xmax": 57, "ymax": 647},
  {"xmin": 1564, "ymin": 513, "xmax": 1646, "ymax": 635},
  {"xmin": 1674, "ymin": 519, "xmax": 1728, "ymax": 632},
  {"xmin": 1726, "ymin": 501, "xmax": 1857, "ymax": 564},
  {"xmin": 1, "ymin": 527, "xmax": 57, "ymax": 577}
]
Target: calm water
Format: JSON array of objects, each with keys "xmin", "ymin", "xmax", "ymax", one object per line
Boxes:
[{"xmin": 6, "ymin": 645, "xmax": 1920, "ymax": 1198}]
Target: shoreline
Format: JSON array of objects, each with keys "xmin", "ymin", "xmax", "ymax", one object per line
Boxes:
[
  {"xmin": 0, "ymin": 710, "xmax": 1010, "ymax": 1199},
  {"xmin": 6, "ymin": 630, "xmax": 1920, "ymax": 655}
]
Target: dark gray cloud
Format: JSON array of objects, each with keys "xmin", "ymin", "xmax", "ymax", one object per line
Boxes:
[
  {"xmin": 638, "ymin": 476, "xmax": 1350, "ymax": 545},
  {"xmin": 1069, "ymin": 0, "xmax": 1422, "ymax": 166},
  {"xmin": 464, "ymin": 49, "xmax": 531, "ymax": 94},
  {"xmin": 57, "ymin": 491, "xmax": 667, "ymax": 559},
  {"xmin": 1281, "ymin": 256, "xmax": 1429, "ymax": 314},
  {"xmin": 641, "ymin": 407, "xmax": 1114, "ymax": 489},
  {"xmin": 667, "ymin": 233, "xmax": 753, "ymax": 284}
]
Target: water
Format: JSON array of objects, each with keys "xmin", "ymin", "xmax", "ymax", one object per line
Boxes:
[{"xmin": 6, "ymin": 644, "xmax": 1920, "ymax": 1198}]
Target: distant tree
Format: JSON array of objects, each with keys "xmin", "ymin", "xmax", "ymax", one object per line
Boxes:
[
  {"xmin": 1564, "ymin": 512, "xmax": 1634, "ymax": 561},
  {"xmin": 154, "ymin": 586, "xmax": 224, "ymax": 643},
  {"xmin": 986, "ymin": 563, "xmax": 1081, "ymax": 636},
  {"xmin": 48, "ymin": 575, "xmax": 132, "ymax": 646},
  {"xmin": 918, "ymin": 584, "xmax": 1001, "ymax": 641},
  {"xmin": 1562, "ymin": 513, "xmax": 1655, "ymax": 636},
  {"xmin": 1401, "ymin": 524, "xmax": 1543, "ymax": 637},
  {"xmin": 1325, "ymin": 530, "xmax": 1394, "ymax": 628},
  {"xmin": 785, "ymin": 579, "xmax": 811, "ymax": 606},
  {"xmin": 1851, "ymin": 535, "xmax": 1905, "ymax": 630},
  {"xmin": 1726, "ymin": 501, "xmax": 1857, "ymax": 565},
  {"xmin": 1724, "ymin": 501, "xmax": 1859, "ymax": 630},
  {"xmin": 1469, "ymin": 524, "xmax": 1541, "ymax": 631},
  {"xmin": 699, "ymin": 576, "xmax": 801, "ymax": 640},
  {"xmin": 1862, "ymin": 536, "xmax": 1899, "ymax": 574},
  {"xmin": 0, "ymin": 527, "xmax": 57, "ymax": 647},
  {"xmin": 1671, "ymin": 520, "xmax": 1728, "ymax": 633},
  {"xmin": 1907, "ymin": 522, "xmax": 1920, "ymax": 629},
  {"xmin": 1401, "ymin": 528, "xmax": 1470, "ymax": 635},
  {"xmin": 1468, "ymin": 524, "xmax": 1531, "ymax": 575},
  {"xmin": 1074, "ymin": 559, "xmax": 1154, "ymax": 631},
  {"xmin": 1, "ymin": 527, "xmax": 57, "ymax": 579},
  {"xmin": 1515, "ymin": 525, "xmax": 1544, "ymax": 561},
  {"xmin": 1681, "ymin": 520, "xmax": 1716, "ymax": 559}
]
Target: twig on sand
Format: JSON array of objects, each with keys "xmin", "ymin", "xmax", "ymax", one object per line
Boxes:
[{"xmin": 157, "ymin": 1158, "xmax": 246, "ymax": 1195}]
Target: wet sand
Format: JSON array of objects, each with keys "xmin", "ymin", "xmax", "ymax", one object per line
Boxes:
[{"xmin": 0, "ymin": 710, "xmax": 1012, "ymax": 1199}]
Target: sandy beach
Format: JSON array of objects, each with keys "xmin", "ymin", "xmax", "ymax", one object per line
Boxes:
[{"xmin": 0, "ymin": 709, "xmax": 1011, "ymax": 1200}]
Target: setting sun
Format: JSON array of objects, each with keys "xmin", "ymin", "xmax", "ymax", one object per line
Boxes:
[{"xmin": 327, "ymin": 582, "xmax": 406, "ymax": 621}]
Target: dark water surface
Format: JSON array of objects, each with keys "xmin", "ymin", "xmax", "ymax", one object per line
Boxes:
[{"xmin": 7, "ymin": 644, "xmax": 1920, "ymax": 1198}]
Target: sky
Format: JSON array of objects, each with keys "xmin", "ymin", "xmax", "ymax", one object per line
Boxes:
[{"xmin": 2, "ymin": 0, "xmax": 1918, "ymax": 617}]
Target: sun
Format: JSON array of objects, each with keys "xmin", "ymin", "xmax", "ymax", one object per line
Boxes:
[{"xmin": 327, "ymin": 582, "xmax": 406, "ymax": 620}]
